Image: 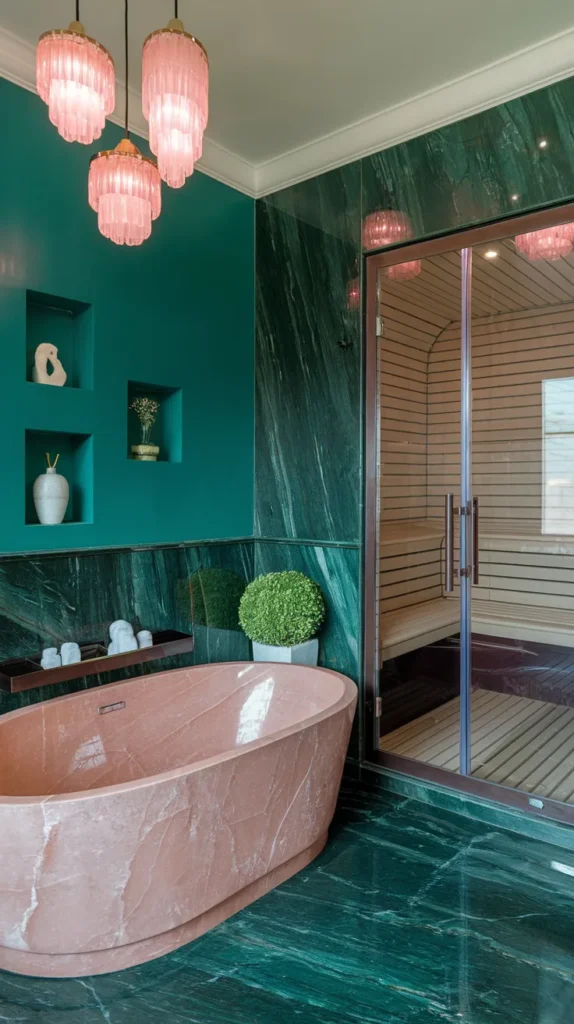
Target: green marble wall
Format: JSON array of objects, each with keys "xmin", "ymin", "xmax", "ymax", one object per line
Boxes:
[
  {"xmin": 0, "ymin": 540, "xmax": 253, "ymax": 714},
  {"xmin": 254, "ymin": 540, "xmax": 362, "ymax": 756},
  {"xmin": 255, "ymin": 74, "xmax": 574, "ymax": 761},
  {"xmin": 362, "ymin": 76, "xmax": 574, "ymax": 239},
  {"xmin": 255, "ymin": 167, "xmax": 361, "ymax": 544}
]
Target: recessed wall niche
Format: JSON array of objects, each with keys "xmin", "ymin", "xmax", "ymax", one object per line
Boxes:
[
  {"xmin": 127, "ymin": 381, "xmax": 182, "ymax": 463},
  {"xmin": 26, "ymin": 290, "xmax": 93, "ymax": 390},
  {"xmin": 25, "ymin": 430, "xmax": 93, "ymax": 526}
]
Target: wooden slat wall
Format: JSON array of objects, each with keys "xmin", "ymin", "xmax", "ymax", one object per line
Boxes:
[
  {"xmin": 379, "ymin": 300, "xmax": 435, "ymax": 523},
  {"xmin": 379, "ymin": 524, "xmax": 445, "ymax": 619},
  {"xmin": 378, "ymin": 247, "xmax": 574, "ymax": 658},
  {"xmin": 428, "ymin": 303, "xmax": 574, "ymax": 618},
  {"xmin": 379, "ymin": 298, "xmax": 449, "ymax": 631}
]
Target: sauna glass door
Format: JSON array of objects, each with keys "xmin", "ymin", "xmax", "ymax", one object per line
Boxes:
[
  {"xmin": 468, "ymin": 224, "xmax": 574, "ymax": 806},
  {"xmin": 376, "ymin": 250, "xmax": 465, "ymax": 771}
]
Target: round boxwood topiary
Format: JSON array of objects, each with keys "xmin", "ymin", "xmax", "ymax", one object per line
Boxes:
[{"xmin": 239, "ymin": 571, "xmax": 326, "ymax": 646}]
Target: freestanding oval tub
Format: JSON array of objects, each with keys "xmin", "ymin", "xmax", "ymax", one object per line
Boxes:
[{"xmin": 0, "ymin": 661, "xmax": 356, "ymax": 978}]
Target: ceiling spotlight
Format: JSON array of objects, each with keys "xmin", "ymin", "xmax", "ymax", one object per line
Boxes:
[
  {"xmin": 484, "ymin": 250, "xmax": 498, "ymax": 259},
  {"xmin": 510, "ymin": 193, "xmax": 520, "ymax": 202},
  {"xmin": 539, "ymin": 138, "xmax": 549, "ymax": 149}
]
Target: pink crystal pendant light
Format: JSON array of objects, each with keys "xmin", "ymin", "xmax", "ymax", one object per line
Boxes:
[
  {"xmin": 88, "ymin": 0, "xmax": 161, "ymax": 246},
  {"xmin": 362, "ymin": 209, "xmax": 413, "ymax": 251},
  {"xmin": 387, "ymin": 260, "xmax": 422, "ymax": 282},
  {"xmin": 142, "ymin": 1, "xmax": 209, "ymax": 188},
  {"xmin": 36, "ymin": 1, "xmax": 115, "ymax": 145},
  {"xmin": 346, "ymin": 276, "xmax": 360, "ymax": 311},
  {"xmin": 515, "ymin": 223, "xmax": 574, "ymax": 261}
]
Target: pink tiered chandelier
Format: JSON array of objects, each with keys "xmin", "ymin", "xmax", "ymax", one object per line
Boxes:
[
  {"xmin": 515, "ymin": 223, "xmax": 574, "ymax": 262},
  {"xmin": 142, "ymin": 1, "xmax": 209, "ymax": 188},
  {"xmin": 36, "ymin": 2, "xmax": 115, "ymax": 145},
  {"xmin": 88, "ymin": 1, "xmax": 161, "ymax": 246}
]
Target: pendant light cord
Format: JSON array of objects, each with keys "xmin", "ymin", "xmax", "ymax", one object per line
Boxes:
[
  {"xmin": 124, "ymin": 0, "xmax": 129, "ymax": 137},
  {"xmin": 175, "ymin": 0, "xmax": 179, "ymax": 17},
  {"xmin": 75, "ymin": 0, "xmax": 80, "ymax": 21}
]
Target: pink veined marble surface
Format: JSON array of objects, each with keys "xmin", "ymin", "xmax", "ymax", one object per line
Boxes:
[{"xmin": 0, "ymin": 662, "xmax": 357, "ymax": 977}]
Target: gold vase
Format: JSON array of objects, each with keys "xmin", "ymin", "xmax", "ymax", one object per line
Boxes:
[{"xmin": 131, "ymin": 443, "xmax": 160, "ymax": 462}]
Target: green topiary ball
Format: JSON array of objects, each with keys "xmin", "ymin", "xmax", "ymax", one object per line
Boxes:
[{"xmin": 239, "ymin": 571, "xmax": 326, "ymax": 646}]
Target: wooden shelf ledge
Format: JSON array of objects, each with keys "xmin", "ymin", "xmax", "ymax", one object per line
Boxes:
[{"xmin": 0, "ymin": 630, "xmax": 194, "ymax": 694}]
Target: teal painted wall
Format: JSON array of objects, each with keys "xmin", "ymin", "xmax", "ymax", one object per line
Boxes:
[{"xmin": 0, "ymin": 79, "xmax": 255, "ymax": 553}]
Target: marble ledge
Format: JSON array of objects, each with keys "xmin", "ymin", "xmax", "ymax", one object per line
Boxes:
[{"xmin": 0, "ymin": 536, "xmax": 255, "ymax": 562}]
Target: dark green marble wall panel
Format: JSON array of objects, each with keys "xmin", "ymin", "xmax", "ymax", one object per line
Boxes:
[
  {"xmin": 362, "ymin": 76, "xmax": 574, "ymax": 243},
  {"xmin": 0, "ymin": 540, "xmax": 253, "ymax": 714},
  {"xmin": 254, "ymin": 540, "xmax": 361, "ymax": 758},
  {"xmin": 255, "ymin": 162, "xmax": 362, "ymax": 544},
  {"xmin": 255, "ymin": 74, "xmax": 574, "ymax": 765}
]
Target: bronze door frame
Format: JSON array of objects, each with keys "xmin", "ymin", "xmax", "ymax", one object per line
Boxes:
[{"xmin": 363, "ymin": 201, "xmax": 574, "ymax": 826}]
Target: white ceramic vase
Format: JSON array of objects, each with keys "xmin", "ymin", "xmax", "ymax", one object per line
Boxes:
[
  {"xmin": 252, "ymin": 638, "xmax": 319, "ymax": 666},
  {"xmin": 33, "ymin": 467, "xmax": 69, "ymax": 525}
]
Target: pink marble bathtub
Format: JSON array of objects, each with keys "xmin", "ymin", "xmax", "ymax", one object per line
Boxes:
[{"xmin": 0, "ymin": 662, "xmax": 357, "ymax": 978}]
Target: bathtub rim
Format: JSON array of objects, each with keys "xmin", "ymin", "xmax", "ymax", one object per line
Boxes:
[{"xmin": 0, "ymin": 662, "xmax": 357, "ymax": 806}]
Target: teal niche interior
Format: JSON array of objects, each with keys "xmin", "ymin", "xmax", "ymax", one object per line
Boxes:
[
  {"xmin": 23, "ymin": 287, "xmax": 183, "ymax": 525},
  {"xmin": 25, "ymin": 430, "xmax": 93, "ymax": 525},
  {"xmin": 26, "ymin": 290, "xmax": 93, "ymax": 390},
  {"xmin": 127, "ymin": 381, "xmax": 182, "ymax": 463}
]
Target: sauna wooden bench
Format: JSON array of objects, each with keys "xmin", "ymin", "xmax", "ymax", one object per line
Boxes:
[{"xmin": 380, "ymin": 520, "xmax": 574, "ymax": 661}]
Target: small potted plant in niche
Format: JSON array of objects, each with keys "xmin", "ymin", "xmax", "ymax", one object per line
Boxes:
[
  {"xmin": 130, "ymin": 396, "xmax": 160, "ymax": 461},
  {"xmin": 239, "ymin": 571, "xmax": 326, "ymax": 665}
]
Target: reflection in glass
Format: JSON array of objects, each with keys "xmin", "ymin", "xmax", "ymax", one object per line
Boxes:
[
  {"xmin": 362, "ymin": 209, "xmax": 413, "ymax": 251},
  {"xmin": 543, "ymin": 377, "xmax": 574, "ymax": 534},
  {"xmin": 179, "ymin": 568, "xmax": 246, "ymax": 630}
]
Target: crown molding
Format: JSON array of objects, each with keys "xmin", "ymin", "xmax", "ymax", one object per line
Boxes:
[
  {"xmin": 0, "ymin": 25, "xmax": 257, "ymax": 197},
  {"xmin": 1, "ymin": 22, "xmax": 574, "ymax": 201},
  {"xmin": 253, "ymin": 25, "xmax": 574, "ymax": 197}
]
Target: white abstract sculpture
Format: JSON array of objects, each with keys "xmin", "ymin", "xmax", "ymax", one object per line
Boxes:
[
  {"xmin": 137, "ymin": 630, "xmax": 153, "ymax": 649},
  {"xmin": 33, "ymin": 343, "xmax": 67, "ymax": 386}
]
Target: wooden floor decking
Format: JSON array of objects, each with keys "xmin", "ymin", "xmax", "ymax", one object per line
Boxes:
[{"xmin": 380, "ymin": 689, "xmax": 574, "ymax": 804}]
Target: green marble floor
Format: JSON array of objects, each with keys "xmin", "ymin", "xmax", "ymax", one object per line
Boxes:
[{"xmin": 1, "ymin": 779, "xmax": 573, "ymax": 1023}]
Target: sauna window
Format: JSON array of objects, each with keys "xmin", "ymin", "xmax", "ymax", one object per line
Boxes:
[{"xmin": 542, "ymin": 377, "xmax": 574, "ymax": 534}]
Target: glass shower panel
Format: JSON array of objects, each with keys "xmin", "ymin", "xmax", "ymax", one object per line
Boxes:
[
  {"xmin": 377, "ymin": 251, "xmax": 463, "ymax": 770},
  {"xmin": 469, "ymin": 228, "xmax": 574, "ymax": 805}
]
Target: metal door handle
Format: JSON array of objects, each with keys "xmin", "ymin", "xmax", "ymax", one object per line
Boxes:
[
  {"xmin": 445, "ymin": 493, "xmax": 454, "ymax": 593},
  {"xmin": 471, "ymin": 496, "xmax": 479, "ymax": 585}
]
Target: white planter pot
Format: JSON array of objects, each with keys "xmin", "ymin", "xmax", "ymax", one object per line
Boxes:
[
  {"xmin": 252, "ymin": 638, "xmax": 319, "ymax": 666},
  {"xmin": 33, "ymin": 468, "xmax": 69, "ymax": 525}
]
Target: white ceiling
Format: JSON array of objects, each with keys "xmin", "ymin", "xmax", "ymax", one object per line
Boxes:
[{"xmin": 1, "ymin": 0, "xmax": 574, "ymax": 196}]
